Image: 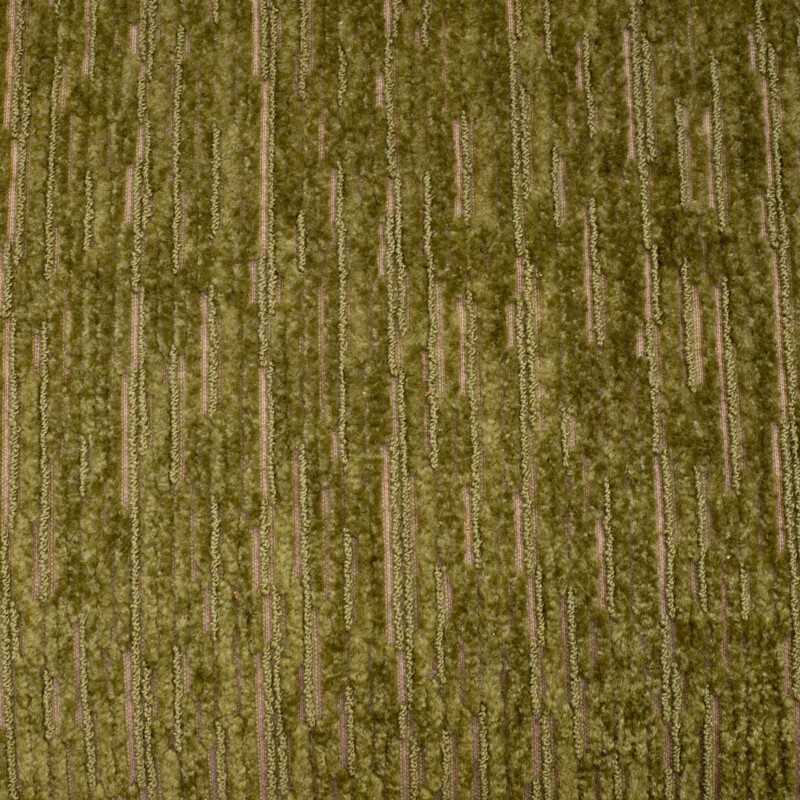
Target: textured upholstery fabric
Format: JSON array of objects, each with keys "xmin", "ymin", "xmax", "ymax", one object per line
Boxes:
[{"xmin": 0, "ymin": 0, "xmax": 798, "ymax": 797}]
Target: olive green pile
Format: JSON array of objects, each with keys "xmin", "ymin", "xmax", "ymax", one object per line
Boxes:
[{"xmin": 0, "ymin": 0, "xmax": 799, "ymax": 797}]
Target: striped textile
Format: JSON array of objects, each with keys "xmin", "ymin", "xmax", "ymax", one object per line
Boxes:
[{"xmin": 0, "ymin": 0, "xmax": 798, "ymax": 797}]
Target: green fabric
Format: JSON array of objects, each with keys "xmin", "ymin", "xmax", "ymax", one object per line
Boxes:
[{"xmin": 0, "ymin": 0, "xmax": 798, "ymax": 796}]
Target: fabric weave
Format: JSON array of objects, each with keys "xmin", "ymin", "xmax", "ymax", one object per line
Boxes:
[{"xmin": 0, "ymin": 0, "xmax": 797, "ymax": 797}]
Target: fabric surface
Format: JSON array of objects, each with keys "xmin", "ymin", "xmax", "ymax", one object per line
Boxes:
[{"xmin": 0, "ymin": 0, "xmax": 798, "ymax": 797}]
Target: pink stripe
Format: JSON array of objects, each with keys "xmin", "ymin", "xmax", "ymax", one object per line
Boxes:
[
  {"xmin": 200, "ymin": 294, "xmax": 208, "ymax": 415},
  {"xmin": 714, "ymin": 287, "xmax": 731, "ymax": 489},
  {"xmin": 131, "ymin": 294, "xmax": 139, "ymax": 369},
  {"xmin": 559, "ymin": 596, "xmax": 569, "ymax": 697},
  {"xmin": 313, "ymin": 610, "xmax": 323, "ymax": 717},
  {"xmin": 250, "ymin": 260, "xmax": 258, "ymax": 305},
  {"xmin": 531, "ymin": 716, "xmax": 541, "ymax": 784},
  {"xmin": 458, "ymin": 298, "xmax": 466, "ymax": 396},
  {"xmin": 721, "ymin": 578, "xmax": 729, "ymax": 668},
  {"xmin": 338, "ymin": 691, "xmax": 347, "ymax": 767},
  {"xmin": 318, "ymin": 288, "xmax": 326, "ymax": 419},
  {"xmin": 378, "ymin": 222, "xmax": 385, "ymax": 277},
  {"xmin": 794, "ymin": 702, "xmax": 800, "ymax": 800},
  {"xmin": 7, "ymin": 140, "xmax": 17, "ymax": 242},
  {"xmin": 583, "ymin": 208, "xmax": 593, "ymax": 343},
  {"xmin": 2, "ymin": 320, "xmax": 10, "ymax": 532},
  {"xmin": 82, "ymin": 0, "xmax": 92, "ymax": 75},
  {"xmin": 53, "ymin": 674, "xmax": 61, "ymax": 736},
  {"xmin": 437, "ymin": 283, "xmax": 446, "ymax": 396},
  {"xmin": 704, "ymin": 110, "xmax": 715, "ymax": 209},
  {"xmin": 32, "ymin": 523, "xmax": 39, "ymax": 600},
  {"xmin": 763, "ymin": 78, "xmax": 774, "ymax": 187},
  {"xmin": 260, "ymin": 81, "xmax": 269, "ymax": 253},
  {"xmin": 0, "ymin": 323, "xmax": 7, "ymax": 725},
  {"xmin": 339, "ymin": 692, "xmax": 347, "ymax": 768},
  {"xmin": 255, "ymin": 654, "xmax": 268, "ymax": 800},
  {"xmin": 453, "ymin": 117, "xmax": 463, "ymax": 218},
  {"xmin": 322, "ymin": 487, "xmax": 331, "ymax": 598},
  {"xmin": 421, "ymin": 351, "xmax": 429, "ymax": 451},
  {"xmin": 622, "ymin": 29, "xmax": 636, "ymax": 161},
  {"xmin": 683, "ymin": 105, "xmax": 694, "ymax": 203},
  {"xmin": 74, "ymin": 622, "xmax": 83, "ymax": 728},
  {"xmin": 382, "ymin": 445, "xmax": 394, "ymax": 645},
  {"xmin": 471, "ymin": 715, "xmax": 480, "ymax": 800},
  {"xmin": 653, "ymin": 455, "xmax": 666, "ymax": 619},
  {"xmin": 330, "ymin": 167, "xmax": 337, "ymax": 228},
  {"xmin": 209, "ymin": 746, "xmax": 218, "ymax": 800},
  {"xmin": 643, "ymin": 251, "xmax": 653, "ymax": 320},
  {"xmin": 713, "ymin": 695, "xmax": 721, "ymax": 800},
  {"xmin": 179, "ymin": 354, "xmax": 187, "ymax": 480},
  {"xmin": 773, "ymin": 423, "xmax": 785, "ymax": 552},
  {"xmin": 259, "ymin": 367, "xmax": 268, "ymax": 500},
  {"xmin": 190, "ymin": 509, "xmax": 199, "ymax": 582},
  {"xmin": 463, "ymin": 485, "xmax": 473, "ymax": 566},
  {"xmin": 251, "ymin": 0, "xmax": 260, "ymax": 74},
  {"xmin": 513, "ymin": 492, "xmax": 522, "ymax": 573},
  {"xmin": 526, "ymin": 574, "xmax": 536, "ymax": 641},
  {"xmin": 124, "ymin": 164, "xmax": 134, "ymax": 224},
  {"xmin": 396, "ymin": 649, "xmax": 405, "ymax": 707},
  {"xmin": 772, "ymin": 251, "xmax": 788, "ymax": 419},
  {"xmin": 595, "ymin": 518, "xmax": 606, "ymax": 609},
  {"xmin": 292, "ymin": 449, "xmax": 301, "ymax": 578},
  {"xmin": 693, "ymin": 285, "xmax": 704, "ymax": 384},
  {"xmin": 567, "ymin": 96, "xmax": 575, "ymax": 147},
  {"xmin": 3, "ymin": 0, "xmax": 16, "ymax": 129},
  {"xmin": 121, "ymin": 374, "xmax": 129, "ymax": 508},
  {"xmin": 445, "ymin": 573, "xmax": 453, "ymax": 617},
  {"xmin": 390, "ymin": 377, "xmax": 398, "ymax": 438},
  {"xmin": 203, "ymin": 585, "xmax": 211, "ymax": 634},
  {"xmin": 263, "ymin": 592, "xmax": 271, "ymax": 646},
  {"xmin": 124, "ymin": 650, "xmax": 137, "ymax": 783},
  {"xmin": 401, "ymin": 734, "xmax": 409, "ymax": 800},
  {"xmin": 252, "ymin": 527, "xmax": 260, "ymax": 593},
  {"xmin": 506, "ymin": 0, "xmax": 515, "ymax": 37}
]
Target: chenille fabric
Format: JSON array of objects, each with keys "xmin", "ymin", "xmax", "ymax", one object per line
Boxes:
[{"xmin": 0, "ymin": 0, "xmax": 798, "ymax": 797}]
